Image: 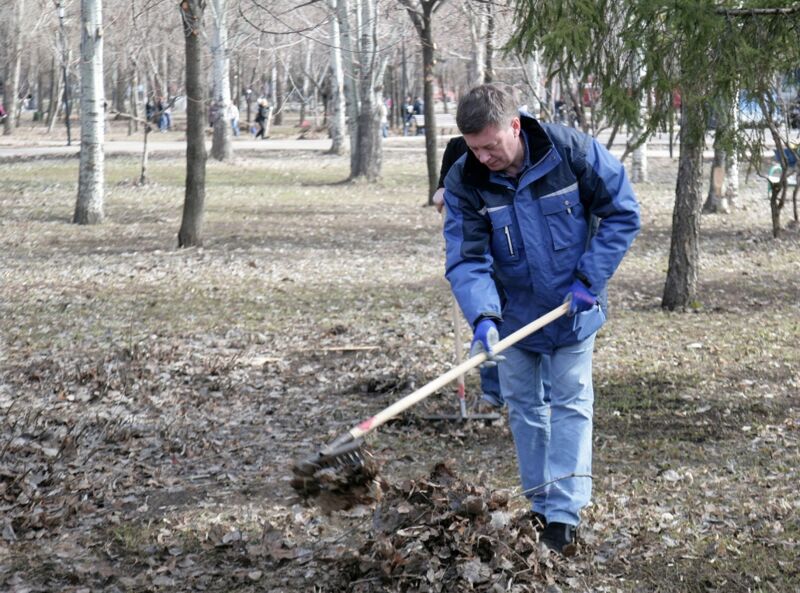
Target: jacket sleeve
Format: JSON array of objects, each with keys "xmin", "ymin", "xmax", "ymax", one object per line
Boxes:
[
  {"xmin": 443, "ymin": 169, "xmax": 502, "ymax": 328},
  {"xmin": 573, "ymin": 137, "xmax": 641, "ymax": 293}
]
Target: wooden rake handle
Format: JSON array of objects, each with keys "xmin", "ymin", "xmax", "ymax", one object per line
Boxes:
[{"xmin": 348, "ymin": 302, "xmax": 569, "ymax": 440}]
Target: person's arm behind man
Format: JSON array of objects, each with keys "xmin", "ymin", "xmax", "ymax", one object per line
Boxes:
[{"xmin": 433, "ymin": 137, "xmax": 468, "ymax": 213}]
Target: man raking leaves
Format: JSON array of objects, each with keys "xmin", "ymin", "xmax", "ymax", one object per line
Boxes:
[
  {"xmin": 442, "ymin": 84, "xmax": 640, "ymax": 555},
  {"xmin": 292, "ymin": 84, "xmax": 640, "ymax": 558}
]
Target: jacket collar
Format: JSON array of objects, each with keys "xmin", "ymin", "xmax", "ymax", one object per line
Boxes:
[{"xmin": 462, "ymin": 113, "xmax": 553, "ymax": 189}]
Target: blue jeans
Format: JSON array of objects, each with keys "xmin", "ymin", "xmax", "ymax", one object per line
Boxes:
[
  {"xmin": 480, "ymin": 353, "xmax": 550, "ymax": 408},
  {"xmin": 479, "ymin": 364, "xmax": 502, "ymax": 407},
  {"xmin": 499, "ymin": 337, "xmax": 595, "ymax": 526}
]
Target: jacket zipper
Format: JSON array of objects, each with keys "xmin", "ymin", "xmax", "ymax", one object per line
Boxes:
[{"xmin": 504, "ymin": 227, "xmax": 515, "ymax": 256}]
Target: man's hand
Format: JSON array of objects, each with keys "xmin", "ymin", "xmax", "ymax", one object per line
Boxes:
[
  {"xmin": 432, "ymin": 188, "xmax": 446, "ymax": 214},
  {"xmin": 470, "ymin": 318, "xmax": 505, "ymax": 367},
  {"xmin": 564, "ymin": 279, "xmax": 597, "ymax": 317}
]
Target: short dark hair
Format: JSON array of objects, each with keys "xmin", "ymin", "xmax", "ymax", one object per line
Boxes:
[{"xmin": 456, "ymin": 84, "xmax": 518, "ymax": 135}]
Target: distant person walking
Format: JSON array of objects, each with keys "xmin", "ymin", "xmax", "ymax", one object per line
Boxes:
[
  {"xmin": 254, "ymin": 98, "xmax": 269, "ymax": 139},
  {"xmin": 403, "ymin": 96, "xmax": 414, "ymax": 136},
  {"xmin": 157, "ymin": 97, "xmax": 172, "ymax": 132},
  {"xmin": 413, "ymin": 96, "xmax": 424, "ymax": 135},
  {"xmin": 226, "ymin": 102, "xmax": 240, "ymax": 137}
]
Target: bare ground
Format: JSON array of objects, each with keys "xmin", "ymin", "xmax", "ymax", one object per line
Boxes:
[{"xmin": 1, "ymin": 148, "xmax": 799, "ymax": 593}]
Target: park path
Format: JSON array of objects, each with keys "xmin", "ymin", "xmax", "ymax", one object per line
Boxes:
[{"xmin": 0, "ymin": 132, "xmax": 706, "ymax": 161}]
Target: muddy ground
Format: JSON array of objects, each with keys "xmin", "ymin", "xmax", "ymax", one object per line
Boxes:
[{"xmin": 0, "ymin": 146, "xmax": 798, "ymax": 593}]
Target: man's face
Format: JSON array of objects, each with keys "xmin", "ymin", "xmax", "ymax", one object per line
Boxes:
[{"xmin": 463, "ymin": 118, "xmax": 522, "ymax": 172}]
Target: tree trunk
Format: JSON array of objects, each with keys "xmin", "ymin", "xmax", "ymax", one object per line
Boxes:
[
  {"xmin": 57, "ymin": 2, "xmax": 74, "ymax": 146},
  {"xmin": 46, "ymin": 57, "xmax": 61, "ymax": 132},
  {"xmin": 74, "ymin": 0, "xmax": 105, "ymax": 225},
  {"xmin": 210, "ymin": 0, "xmax": 233, "ymax": 161},
  {"xmin": 328, "ymin": 0, "xmax": 347, "ymax": 155},
  {"xmin": 114, "ymin": 58, "xmax": 127, "ymax": 114},
  {"xmin": 724, "ymin": 149, "xmax": 739, "ymax": 209},
  {"xmin": 336, "ymin": 0, "xmax": 360, "ymax": 173},
  {"xmin": 724, "ymin": 95, "xmax": 740, "ymax": 209},
  {"xmin": 140, "ymin": 124, "xmax": 151, "ymax": 185},
  {"xmin": 178, "ymin": 0, "xmax": 208, "ymax": 248},
  {"xmin": 129, "ymin": 66, "xmax": 139, "ymax": 135},
  {"xmin": 274, "ymin": 60, "xmax": 285, "ymax": 126},
  {"xmin": 421, "ymin": 15, "xmax": 437, "ymax": 203},
  {"xmin": 484, "ymin": 1, "xmax": 494, "ymax": 83},
  {"xmin": 351, "ymin": 0, "xmax": 382, "ymax": 181},
  {"xmin": 3, "ymin": 0, "xmax": 24, "ymax": 136},
  {"xmin": 629, "ymin": 54, "xmax": 648, "ymax": 183},
  {"xmin": 466, "ymin": 5, "xmax": 485, "ymax": 86},
  {"xmin": 702, "ymin": 136, "xmax": 727, "ymax": 214},
  {"xmin": 662, "ymin": 99, "xmax": 705, "ymax": 310},
  {"xmin": 298, "ymin": 40, "xmax": 312, "ymax": 126}
]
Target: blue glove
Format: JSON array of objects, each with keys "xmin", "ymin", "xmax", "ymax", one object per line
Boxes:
[
  {"xmin": 470, "ymin": 318, "xmax": 505, "ymax": 367},
  {"xmin": 564, "ymin": 279, "xmax": 597, "ymax": 317}
]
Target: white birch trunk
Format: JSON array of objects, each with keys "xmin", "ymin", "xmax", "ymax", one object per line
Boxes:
[
  {"xmin": 630, "ymin": 56, "xmax": 648, "ymax": 183},
  {"xmin": 210, "ymin": 0, "xmax": 233, "ymax": 161},
  {"xmin": 74, "ymin": 0, "xmax": 105, "ymax": 225},
  {"xmin": 328, "ymin": 0, "xmax": 347, "ymax": 155},
  {"xmin": 725, "ymin": 95, "xmax": 740, "ymax": 208},
  {"xmin": 725, "ymin": 150, "xmax": 739, "ymax": 208},
  {"xmin": 465, "ymin": 3, "xmax": 486, "ymax": 86},
  {"xmin": 3, "ymin": 0, "xmax": 24, "ymax": 136},
  {"xmin": 336, "ymin": 0, "xmax": 360, "ymax": 172}
]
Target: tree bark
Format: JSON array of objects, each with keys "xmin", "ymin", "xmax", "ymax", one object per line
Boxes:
[
  {"xmin": 420, "ymin": 16, "xmax": 437, "ymax": 202},
  {"xmin": 350, "ymin": 0, "xmax": 382, "ymax": 181},
  {"xmin": 465, "ymin": 2, "xmax": 485, "ymax": 86},
  {"xmin": 484, "ymin": 1, "xmax": 494, "ymax": 83},
  {"xmin": 662, "ymin": 99, "xmax": 705, "ymax": 310},
  {"xmin": 338, "ymin": 0, "xmax": 359, "ymax": 171},
  {"xmin": 210, "ymin": 0, "xmax": 233, "ymax": 161},
  {"xmin": 274, "ymin": 60, "xmax": 285, "ymax": 126},
  {"xmin": 46, "ymin": 57, "xmax": 61, "ymax": 132},
  {"xmin": 178, "ymin": 0, "xmax": 208, "ymax": 248},
  {"xmin": 702, "ymin": 137, "xmax": 727, "ymax": 214},
  {"xmin": 401, "ymin": 0, "xmax": 441, "ymax": 202},
  {"xmin": 73, "ymin": 0, "xmax": 105, "ymax": 225},
  {"xmin": 629, "ymin": 54, "xmax": 648, "ymax": 183},
  {"xmin": 3, "ymin": 0, "xmax": 24, "ymax": 136},
  {"xmin": 328, "ymin": 0, "xmax": 347, "ymax": 155}
]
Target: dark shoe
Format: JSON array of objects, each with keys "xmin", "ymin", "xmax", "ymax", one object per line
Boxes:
[
  {"xmin": 530, "ymin": 511, "xmax": 548, "ymax": 531},
  {"xmin": 540, "ymin": 522, "xmax": 578, "ymax": 557}
]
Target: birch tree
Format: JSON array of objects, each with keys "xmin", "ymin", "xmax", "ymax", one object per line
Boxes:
[
  {"xmin": 209, "ymin": 0, "xmax": 233, "ymax": 161},
  {"xmin": 178, "ymin": 0, "xmax": 208, "ymax": 248},
  {"xmin": 73, "ymin": 0, "xmax": 105, "ymax": 225},
  {"xmin": 3, "ymin": 0, "xmax": 25, "ymax": 136},
  {"xmin": 328, "ymin": 0, "xmax": 347, "ymax": 155}
]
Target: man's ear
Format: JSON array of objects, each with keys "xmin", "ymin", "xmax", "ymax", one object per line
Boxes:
[{"xmin": 511, "ymin": 117, "xmax": 521, "ymax": 136}]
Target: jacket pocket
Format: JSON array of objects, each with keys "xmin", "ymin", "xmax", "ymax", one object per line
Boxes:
[
  {"xmin": 572, "ymin": 303, "xmax": 606, "ymax": 341},
  {"xmin": 487, "ymin": 206, "xmax": 520, "ymax": 263},
  {"xmin": 539, "ymin": 190, "xmax": 585, "ymax": 251}
]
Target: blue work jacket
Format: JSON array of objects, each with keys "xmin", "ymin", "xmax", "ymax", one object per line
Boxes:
[{"xmin": 443, "ymin": 114, "xmax": 641, "ymax": 352}]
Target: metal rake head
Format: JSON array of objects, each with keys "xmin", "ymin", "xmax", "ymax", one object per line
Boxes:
[{"xmin": 291, "ymin": 434, "xmax": 366, "ymax": 478}]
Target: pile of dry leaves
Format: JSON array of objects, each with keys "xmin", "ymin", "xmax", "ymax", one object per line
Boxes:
[{"xmin": 322, "ymin": 463, "xmax": 585, "ymax": 593}]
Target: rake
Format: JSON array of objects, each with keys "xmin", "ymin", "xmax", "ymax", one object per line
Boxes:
[{"xmin": 290, "ymin": 302, "xmax": 569, "ymax": 495}]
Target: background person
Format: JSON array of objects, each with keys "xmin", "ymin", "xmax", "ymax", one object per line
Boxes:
[{"xmin": 226, "ymin": 101, "xmax": 240, "ymax": 137}]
